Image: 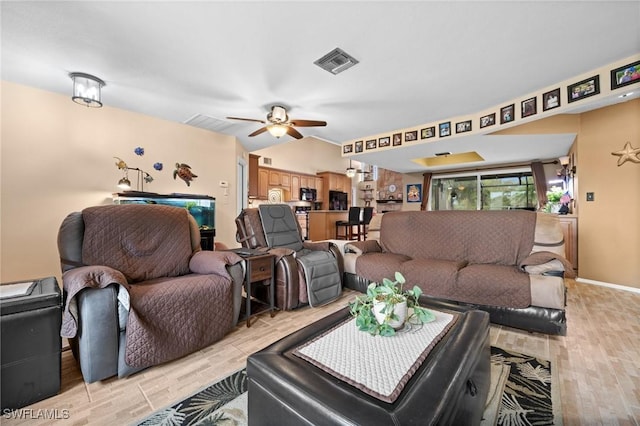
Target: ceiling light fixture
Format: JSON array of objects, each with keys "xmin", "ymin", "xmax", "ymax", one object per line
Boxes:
[
  {"xmin": 69, "ymin": 72, "xmax": 105, "ymax": 108},
  {"xmin": 267, "ymin": 124, "xmax": 288, "ymax": 138},
  {"xmin": 345, "ymin": 159, "xmax": 360, "ymax": 178}
]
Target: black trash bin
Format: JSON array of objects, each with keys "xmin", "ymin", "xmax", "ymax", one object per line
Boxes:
[{"xmin": 1, "ymin": 277, "xmax": 62, "ymax": 411}]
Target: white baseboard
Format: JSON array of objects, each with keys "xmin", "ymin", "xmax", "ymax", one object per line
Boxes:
[{"xmin": 576, "ymin": 277, "xmax": 640, "ymax": 294}]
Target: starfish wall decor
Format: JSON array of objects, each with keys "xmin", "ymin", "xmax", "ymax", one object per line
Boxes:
[{"xmin": 611, "ymin": 141, "xmax": 640, "ymax": 166}]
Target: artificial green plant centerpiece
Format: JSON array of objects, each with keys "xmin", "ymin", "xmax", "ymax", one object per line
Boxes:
[{"xmin": 349, "ymin": 272, "xmax": 435, "ymax": 337}]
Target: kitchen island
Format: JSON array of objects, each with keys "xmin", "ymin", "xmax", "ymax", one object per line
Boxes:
[{"xmin": 308, "ymin": 210, "xmax": 347, "ymax": 241}]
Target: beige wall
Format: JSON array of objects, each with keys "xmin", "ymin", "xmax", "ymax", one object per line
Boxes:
[
  {"xmin": 1, "ymin": 81, "xmax": 245, "ymax": 283},
  {"xmin": 577, "ymin": 99, "xmax": 639, "ymax": 287},
  {"xmin": 253, "ymin": 137, "xmax": 349, "ymax": 175}
]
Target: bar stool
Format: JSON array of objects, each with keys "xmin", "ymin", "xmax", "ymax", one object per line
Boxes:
[
  {"xmin": 335, "ymin": 207, "xmax": 362, "ymax": 240},
  {"xmin": 360, "ymin": 207, "xmax": 374, "ymax": 239}
]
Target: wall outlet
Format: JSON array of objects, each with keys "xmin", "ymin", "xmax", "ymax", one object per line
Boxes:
[{"xmin": 219, "ymin": 180, "xmax": 229, "ymax": 188}]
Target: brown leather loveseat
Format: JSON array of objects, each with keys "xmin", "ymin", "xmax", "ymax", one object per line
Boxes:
[{"xmin": 344, "ymin": 210, "xmax": 574, "ymax": 335}]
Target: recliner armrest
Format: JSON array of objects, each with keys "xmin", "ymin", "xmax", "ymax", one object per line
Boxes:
[{"xmin": 344, "ymin": 240, "xmax": 382, "ymax": 255}]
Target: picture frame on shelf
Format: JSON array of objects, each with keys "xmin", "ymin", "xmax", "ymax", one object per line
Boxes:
[
  {"xmin": 610, "ymin": 60, "xmax": 640, "ymax": 90},
  {"xmin": 421, "ymin": 126, "xmax": 436, "ymax": 139},
  {"xmin": 405, "ymin": 130, "xmax": 418, "ymax": 142},
  {"xmin": 392, "ymin": 133, "xmax": 402, "ymax": 146},
  {"xmin": 500, "ymin": 104, "xmax": 515, "ymax": 124},
  {"xmin": 406, "ymin": 184, "xmax": 422, "ymax": 203},
  {"xmin": 480, "ymin": 113, "xmax": 496, "ymax": 128},
  {"xmin": 521, "ymin": 97, "xmax": 537, "ymax": 118},
  {"xmin": 439, "ymin": 122, "xmax": 451, "ymax": 137},
  {"xmin": 378, "ymin": 136, "xmax": 391, "ymax": 147},
  {"xmin": 455, "ymin": 120, "xmax": 472, "ymax": 133},
  {"xmin": 355, "ymin": 140, "xmax": 363, "ymax": 153},
  {"xmin": 343, "ymin": 144, "xmax": 353, "ymax": 154},
  {"xmin": 366, "ymin": 139, "xmax": 377, "ymax": 150},
  {"xmin": 542, "ymin": 88, "xmax": 561, "ymax": 111},
  {"xmin": 567, "ymin": 75, "xmax": 600, "ymax": 103}
]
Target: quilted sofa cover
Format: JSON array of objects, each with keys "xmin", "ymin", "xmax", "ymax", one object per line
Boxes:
[
  {"xmin": 345, "ymin": 210, "xmax": 573, "ymax": 335},
  {"xmin": 58, "ymin": 204, "xmax": 244, "ymax": 382}
]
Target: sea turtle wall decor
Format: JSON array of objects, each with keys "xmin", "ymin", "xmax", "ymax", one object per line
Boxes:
[{"xmin": 173, "ymin": 162, "xmax": 198, "ymax": 186}]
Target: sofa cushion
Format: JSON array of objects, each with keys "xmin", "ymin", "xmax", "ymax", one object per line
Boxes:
[
  {"xmin": 355, "ymin": 252, "xmax": 412, "ymax": 283},
  {"xmin": 455, "ymin": 264, "xmax": 530, "ymax": 308},
  {"xmin": 380, "ymin": 211, "xmax": 536, "ymax": 266},
  {"xmin": 399, "ymin": 258, "xmax": 468, "ymax": 299}
]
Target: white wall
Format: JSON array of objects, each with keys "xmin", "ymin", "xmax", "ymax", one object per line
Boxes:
[{"xmin": 1, "ymin": 81, "xmax": 245, "ymax": 283}]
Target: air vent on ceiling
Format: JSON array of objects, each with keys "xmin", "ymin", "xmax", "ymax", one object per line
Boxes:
[
  {"xmin": 183, "ymin": 114, "xmax": 237, "ymax": 133},
  {"xmin": 314, "ymin": 47, "xmax": 359, "ymax": 75}
]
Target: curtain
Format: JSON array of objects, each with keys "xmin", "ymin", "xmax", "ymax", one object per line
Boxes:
[
  {"xmin": 530, "ymin": 161, "xmax": 548, "ymax": 210},
  {"xmin": 420, "ymin": 172, "xmax": 432, "ymax": 211}
]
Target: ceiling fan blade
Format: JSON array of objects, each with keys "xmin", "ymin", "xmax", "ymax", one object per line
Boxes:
[
  {"xmin": 226, "ymin": 116, "xmax": 266, "ymax": 124},
  {"xmin": 248, "ymin": 126, "xmax": 268, "ymax": 137},
  {"xmin": 286, "ymin": 127, "xmax": 304, "ymax": 139},
  {"xmin": 289, "ymin": 119, "xmax": 327, "ymax": 127}
]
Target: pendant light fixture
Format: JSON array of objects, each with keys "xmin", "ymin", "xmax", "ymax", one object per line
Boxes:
[
  {"xmin": 69, "ymin": 72, "xmax": 105, "ymax": 108},
  {"xmin": 345, "ymin": 159, "xmax": 357, "ymax": 178}
]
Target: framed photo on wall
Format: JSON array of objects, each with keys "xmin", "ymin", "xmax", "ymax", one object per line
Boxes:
[
  {"xmin": 421, "ymin": 126, "xmax": 435, "ymax": 139},
  {"xmin": 406, "ymin": 184, "xmax": 422, "ymax": 203},
  {"xmin": 610, "ymin": 60, "xmax": 640, "ymax": 90},
  {"xmin": 405, "ymin": 130, "xmax": 418, "ymax": 142},
  {"xmin": 456, "ymin": 120, "xmax": 472, "ymax": 133},
  {"xmin": 542, "ymin": 88, "xmax": 561, "ymax": 111},
  {"xmin": 521, "ymin": 97, "xmax": 537, "ymax": 118},
  {"xmin": 567, "ymin": 75, "xmax": 600, "ymax": 103},
  {"xmin": 480, "ymin": 113, "xmax": 496, "ymax": 128},
  {"xmin": 343, "ymin": 144, "xmax": 353, "ymax": 154},
  {"xmin": 392, "ymin": 133, "xmax": 402, "ymax": 146},
  {"xmin": 500, "ymin": 104, "xmax": 515, "ymax": 124},
  {"xmin": 378, "ymin": 136, "xmax": 391, "ymax": 147},
  {"xmin": 439, "ymin": 122, "xmax": 451, "ymax": 137},
  {"xmin": 365, "ymin": 139, "xmax": 377, "ymax": 150},
  {"xmin": 355, "ymin": 140, "xmax": 363, "ymax": 153}
]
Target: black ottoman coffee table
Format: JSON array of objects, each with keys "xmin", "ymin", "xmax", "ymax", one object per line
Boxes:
[{"xmin": 247, "ymin": 299, "xmax": 490, "ymax": 425}]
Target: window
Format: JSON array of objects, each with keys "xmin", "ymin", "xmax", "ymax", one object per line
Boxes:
[{"xmin": 431, "ymin": 168, "xmax": 537, "ymax": 211}]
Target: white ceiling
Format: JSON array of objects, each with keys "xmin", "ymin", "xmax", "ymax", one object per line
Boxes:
[{"xmin": 2, "ymin": 1, "xmax": 639, "ymax": 173}]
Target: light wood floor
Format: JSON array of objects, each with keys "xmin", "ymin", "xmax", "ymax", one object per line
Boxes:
[{"xmin": 3, "ymin": 279, "xmax": 639, "ymax": 425}]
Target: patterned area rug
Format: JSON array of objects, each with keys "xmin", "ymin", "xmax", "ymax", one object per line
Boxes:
[{"xmin": 134, "ymin": 346, "xmax": 561, "ymax": 426}]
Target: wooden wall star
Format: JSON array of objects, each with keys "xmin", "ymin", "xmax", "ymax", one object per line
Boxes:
[{"xmin": 611, "ymin": 141, "xmax": 640, "ymax": 166}]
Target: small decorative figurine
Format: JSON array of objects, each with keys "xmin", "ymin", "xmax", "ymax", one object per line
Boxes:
[
  {"xmin": 114, "ymin": 157, "xmax": 128, "ymax": 169},
  {"xmin": 153, "ymin": 162, "xmax": 163, "ymax": 171},
  {"xmin": 173, "ymin": 163, "xmax": 198, "ymax": 186},
  {"xmin": 134, "ymin": 147, "xmax": 144, "ymax": 156}
]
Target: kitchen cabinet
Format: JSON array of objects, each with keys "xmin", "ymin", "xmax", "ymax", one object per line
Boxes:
[
  {"xmin": 317, "ymin": 172, "xmax": 350, "ymax": 209},
  {"xmin": 248, "ymin": 154, "xmax": 260, "ymax": 198},
  {"xmin": 315, "ymin": 178, "xmax": 323, "ymax": 201},
  {"xmin": 558, "ymin": 215, "xmax": 578, "ymax": 271},
  {"xmin": 290, "ymin": 174, "xmax": 300, "ymax": 201},
  {"xmin": 308, "ymin": 211, "xmax": 348, "ymax": 241},
  {"xmin": 300, "ymin": 175, "xmax": 310, "ymax": 189},
  {"xmin": 280, "ymin": 172, "xmax": 291, "ymax": 188},
  {"xmin": 258, "ymin": 169, "xmax": 269, "ymax": 199},
  {"xmin": 268, "ymin": 170, "xmax": 281, "ymax": 186}
]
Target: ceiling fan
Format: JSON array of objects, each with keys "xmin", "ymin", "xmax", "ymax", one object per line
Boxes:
[{"xmin": 227, "ymin": 105, "xmax": 326, "ymax": 139}]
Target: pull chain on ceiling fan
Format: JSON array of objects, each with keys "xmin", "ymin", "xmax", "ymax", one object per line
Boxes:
[{"xmin": 227, "ymin": 105, "xmax": 326, "ymax": 139}]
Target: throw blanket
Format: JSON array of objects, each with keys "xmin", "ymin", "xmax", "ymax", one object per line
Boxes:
[{"xmin": 61, "ymin": 262, "xmax": 238, "ymax": 368}]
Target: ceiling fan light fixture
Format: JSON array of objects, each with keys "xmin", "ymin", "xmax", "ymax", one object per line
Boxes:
[
  {"xmin": 69, "ymin": 72, "xmax": 105, "ymax": 108},
  {"xmin": 267, "ymin": 124, "xmax": 288, "ymax": 138}
]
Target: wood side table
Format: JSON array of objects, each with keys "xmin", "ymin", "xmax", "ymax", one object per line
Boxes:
[{"xmin": 241, "ymin": 253, "xmax": 276, "ymax": 327}]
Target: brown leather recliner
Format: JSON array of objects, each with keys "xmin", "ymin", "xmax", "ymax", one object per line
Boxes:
[{"xmin": 235, "ymin": 206, "xmax": 343, "ymax": 310}]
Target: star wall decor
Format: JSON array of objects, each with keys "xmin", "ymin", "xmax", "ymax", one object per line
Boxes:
[{"xmin": 611, "ymin": 141, "xmax": 640, "ymax": 166}]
